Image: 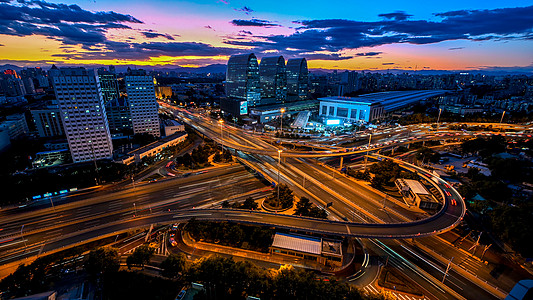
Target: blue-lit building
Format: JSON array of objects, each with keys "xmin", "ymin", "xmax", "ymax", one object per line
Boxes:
[
  {"xmin": 319, "ymin": 90, "xmax": 447, "ymax": 124},
  {"xmin": 224, "ymin": 53, "xmax": 261, "ymax": 115},
  {"xmin": 286, "ymin": 58, "xmax": 309, "ymax": 102},
  {"xmin": 319, "ymin": 96, "xmax": 383, "ymax": 124},
  {"xmin": 260, "ymin": 56, "xmax": 287, "ymax": 104}
]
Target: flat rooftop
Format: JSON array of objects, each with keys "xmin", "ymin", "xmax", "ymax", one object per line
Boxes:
[
  {"xmin": 271, "ymin": 232, "xmax": 321, "ymax": 255},
  {"xmin": 128, "ymin": 132, "xmax": 187, "ymax": 156},
  {"xmin": 402, "ymin": 179, "xmax": 430, "ymax": 195},
  {"xmin": 319, "ymin": 90, "xmax": 448, "ymax": 111}
]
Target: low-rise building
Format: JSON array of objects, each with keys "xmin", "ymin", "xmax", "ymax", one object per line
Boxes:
[
  {"xmin": 0, "ymin": 114, "xmax": 29, "ymax": 139},
  {"xmin": 395, "ymin": 178, "xmax": 440, "ymax": 210},
  {"xmin": 163, "ymin": 119, "xmax": 185, "ymax": 136},
  {"xmin": 120, "ymin": 132, "xmax": 188, "ymax": 164},
  {"xmin": 270, "ymin": 232, "xmax": 343, "ymax": 267},
  {"xmin": 33, "ymin": 149, "xmax": 71, "ymax": 168}
]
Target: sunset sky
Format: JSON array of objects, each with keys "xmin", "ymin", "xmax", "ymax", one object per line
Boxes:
[{"xmin": 0, "ymin": 0, "xmax": 532, "ymax": 71}]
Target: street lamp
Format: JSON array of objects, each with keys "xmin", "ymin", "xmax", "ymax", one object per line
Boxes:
[
  {"xmin": 21, "ymin": 225, "xmax": 27, "ymax": 250},
  {"xmin": 436, "ymin": 108, "xmax": 442, "ymax": 130},
  {"xmin": 280, "ymin": 108, "xmax": 286, "ymax": 137},
  {"xmin": 277, "ymin": 149, "xmax": 283, "ymax": 209},
  {"xmin": 364, "ymin": 133, "xmax": 372, "ymax": 172},
  {"xmin": 218, "ymin": 119, "xmax": 224, "ymax": 153},
  {"xmin": 499, "ymin": 110, "xmax": 506, "ymax": 131}
]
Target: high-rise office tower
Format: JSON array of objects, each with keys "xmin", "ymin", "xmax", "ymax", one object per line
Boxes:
[
  {"xmin": 225, "ymin": 53, "xmax": 261, "ymax": 108},
  {"xmin": 51, "ymin": 67, "xmax": 113, "ymax": 163},
  {"xmin": 286, "ymin": 58, "xmax": 309, "ymax": 101},
  {"xmin": 124, "ymin": 69, "xmax": 160, "ymax": 138},
  {"xmin": 105, "ymin": 98, "xmax": 132, "ymax": 133},
  {"xmin": 259, "ymin": 56, "xmax": 287, "ymax": 103},
  {"xmin": 97, "ymin": 68, "xmax": 120, "ymax": 104}
]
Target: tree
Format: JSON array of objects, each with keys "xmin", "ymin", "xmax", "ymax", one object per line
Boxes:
[
  {"xmin": 223, "ymin": 149, "xmax": 233, "ymax": 162},
  {"xmin": 266, "ymin": 184, "xmax": 294, "ymax": 209},
  {"xmin": 160, "ymin": 253, "xmax": 186, "ymax": 278},
  {"xmin": 240, "ymin": 197, "xmax": 258, "ymax": 210},
  {"xmin": 126, "ymin": 245, "xmax": 155, "ymax": 270},
  {"xmin": 368, "ymin": 159, "xmax": 402, "ymax": 187},
  {"xmin": 84, "ymin": 247, "xmax": 120, "ymax": 281},
  {"xmin": 294, "ymin": 197, "xmax": 313, "ymax": 215},
  {"xmin": 213, "ymin": 151, "xmax": 222, "ymax": 162}
]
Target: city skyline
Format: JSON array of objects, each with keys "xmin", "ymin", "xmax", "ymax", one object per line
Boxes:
[{"xmin": 0, "ymin": 0, "xmax": 532, "ymax": 72}]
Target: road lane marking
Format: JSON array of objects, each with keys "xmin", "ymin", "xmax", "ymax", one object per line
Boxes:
[
  {"xmin": 173, "ymin": 213, "xmax": 212, "ymax": 218},
  {"xmin": 0, "ymin": 240, "xmax": 25, "ymax": 248},
  {"xmin": 226, "ymin": 214, "xmax": 263, "ymax": 218}
]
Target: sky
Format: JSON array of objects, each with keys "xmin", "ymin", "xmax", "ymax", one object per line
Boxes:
[{"xmin": 0, "ymin": 0, "xmax": 532, "ymax": 71}]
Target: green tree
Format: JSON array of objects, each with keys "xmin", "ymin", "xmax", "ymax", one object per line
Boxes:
[
  {"xmin": 160, "ymin": 253, "xmax": 186, "ymax": 278},
  {"xmin": 84, "ymin": 247, "xmax": 120, "ymax": 282},
  {"xmin": 126, "ymin": 245, "xmax": 155, "ymax": 270},
  {"xmin": 213, "ymin": 151, "xmax": 222, "ymax": 162},
  {"xmin": 240, "ymin": 197, "xmax": 258, "ymax": 210},
  {"xmin": 294, "ymin": 197, "xmax": 313, "ymax": 215},
  {"xmin": 223, "ymin": 149, "xmax": 233, "ymax": 162},
  {"xmin": 266, "ymin": 184, "xmax": 294, "ymax": 209}
]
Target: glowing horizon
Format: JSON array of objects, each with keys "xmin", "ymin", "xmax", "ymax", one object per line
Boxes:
[{"xmin": 0, "ymin": 0, "xmax": 532, "ymax": 72}]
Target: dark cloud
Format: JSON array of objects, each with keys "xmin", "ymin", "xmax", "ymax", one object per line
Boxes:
[
  {"xmin": 225, "ymin": 5, "xmax": 533, "ymax": 59},
  {"xmin": 141, "ymin": 31, "xmax": 175, "ymax": 40},
  {"xmin": 231, "ymin": 19, "xmax": 280, "ymax": 27},
  {"xmin": 355, "ymin": 52, "xmax": 382, "ymax": 56},
  {"xmin": 382, "ymin": 62, "xmax": 395, "ymax": 65},
  {"xmin": 301, "ymin": 53, "xmax": 353, "ymax": 60},
  {"xmin": 378, "ymin": 11, "xmax": 412, "ymax": 21},
  {"xmin": 239, "ymin": 30, "xmax": 253, "ymax": 35},
  {"xmin": 0, "ymin": 0, "xmax": 141, "ymax": 48},
  {"xmin": 448, "ymin": 47, "xmax": 464, "ymax": 50},
  {"xmin": 204, "ymin": 25, "xmax": 215, "ymax": 31},
  {"xmin": 52, "ymin": 41, "xmax": 239, "ymax": 61},
  {"xmin": 0, "ymin": 44, "xmax": 4, "ymax": 46},
  {"xmin": 235, "ymin": 6, "xmax": 253, "ymax": 15}
]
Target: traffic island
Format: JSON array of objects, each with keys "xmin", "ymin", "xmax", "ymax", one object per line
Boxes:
[{"xmin": 377, "ymin": 266, "xmax": 424, "ymax": 297}]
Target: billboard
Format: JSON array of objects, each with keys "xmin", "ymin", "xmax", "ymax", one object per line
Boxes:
[
  {"xmin": 239, "ymin": 101, "xmax": 248, "ymax": 115},
  {"xmin": 326, "ymin": 119, "xmax": 340, "ymax": 125}
]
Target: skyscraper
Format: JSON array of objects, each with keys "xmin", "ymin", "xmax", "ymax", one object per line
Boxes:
[
  {"xmin": 260, "ymin": 56, "xmax": 287, "ymax": 103},
  {"xmin": 225, "ymin": 53, "xmax": 261, "ymax": 108},
  {"xmin": 286, "ymin": 58, "xmax": 309, "ymax": 101},
  {"xmin": 97, "ymin": 68, "xmax": 120, "ymax": 104},
  {"xmin": 124, "ymin": 69, "xmax": 160, "ymax": 138},
  {"xmin": 51, "ymin": 67, "xmax": 113, "ymax": 163}
]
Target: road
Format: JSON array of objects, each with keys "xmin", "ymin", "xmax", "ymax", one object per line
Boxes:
[{"xmin": 0, "ymin": 165, "xmax": 269, "ymax": 268}]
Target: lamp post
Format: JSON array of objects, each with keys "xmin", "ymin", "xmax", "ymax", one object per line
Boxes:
[
  {"xmin": 218, "ymin": 119, "xmax": 224, "ymax": 153},
  {"xmin": 499, "ymin": 110, "xmax": 506, "ymax": 131},
  {"xmin": 436, "ymin": 108, "xmax": 442, "ymax": 130},
  {"xmin": 21, "ymin": 225, "xmax": 27, "ymax": 250},
  {"xmin": 277, "ymin": 149, "xmax": 283, "ymax": 209},
  {"xmin": 363, "ymin": 133, "xmax": 372, "ymax": 172},
  {"xmin": 280, "ymin": 108, "xmax": 285, "ymax": 137}
]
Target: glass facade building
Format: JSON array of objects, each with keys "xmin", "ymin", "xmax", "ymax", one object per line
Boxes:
[
  {"xmin": 259, "ymin": 56, "xmax": 287, "ymax": 103},
  {"xmin": 97, "ymin": 68, "xmax": 119, "ymax": 104},
  {"xmin": 225, "ymin": 53, "xmax": 261, "ymax": 108},
  {"xmin": 286, "ymin": 58, "xmax": 309, "ymax": 102}
]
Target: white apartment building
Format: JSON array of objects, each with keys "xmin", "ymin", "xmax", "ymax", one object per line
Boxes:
[
  {"xmin": 124, "ymin": 70, "xmax": 160, "ymax": 138},
  {"xmin": 51, "ymin": 67, "xmax": 113, "ymax": 163}
]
